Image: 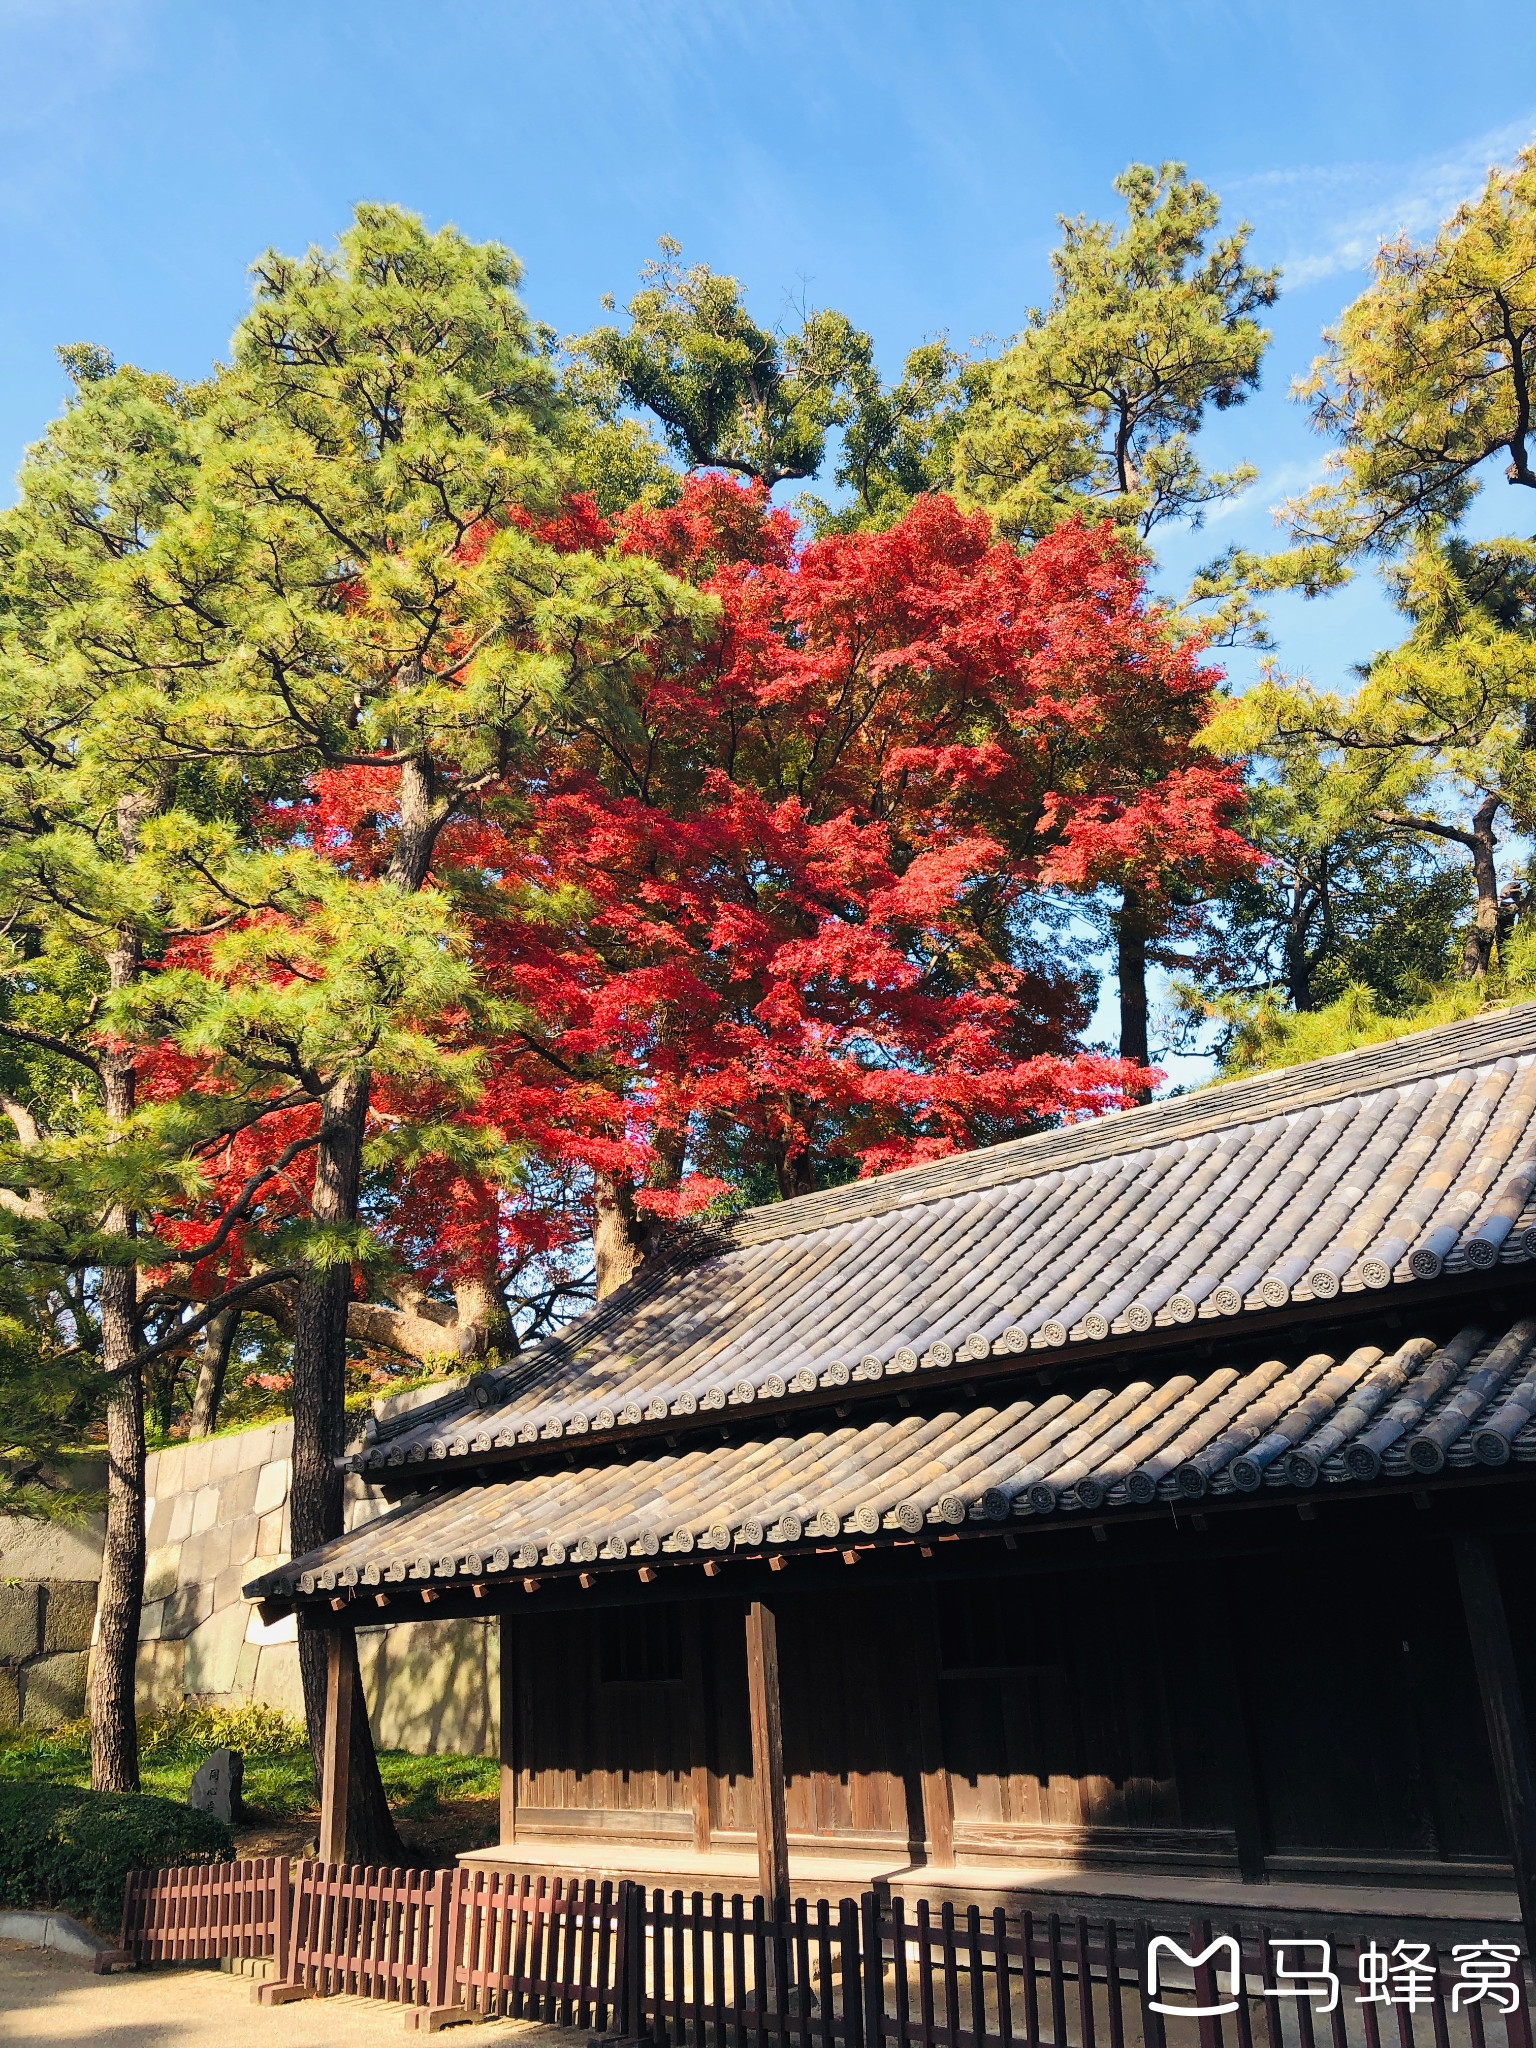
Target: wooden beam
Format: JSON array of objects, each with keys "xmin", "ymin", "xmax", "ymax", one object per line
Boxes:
[
  {"xmin": 317, "ymin": 1628, "xmax": 354, "ymax": 1867},
  {"xmin": 498, "ymin": 1612, "xmax": 517, "ymax": 1848},
  {"xmin": 680, "ymin": 1602, "xmax": 713, "ymax": 1854},
  {"xmin": 744, "ymin": 1598, "xmax": 789, "ymax": 1912},
  {"xmin": 1454, "ymin": 1533, "xmax": 1536, "ymax": 1962}
]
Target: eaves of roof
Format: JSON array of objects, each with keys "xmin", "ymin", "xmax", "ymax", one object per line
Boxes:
[{"xmin": 252, "ymin": 1307, "xmax": 1536, "ymax": 1614}]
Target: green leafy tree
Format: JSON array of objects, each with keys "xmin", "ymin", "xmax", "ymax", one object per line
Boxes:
[
  {"xmin": 949, "ymin": 163, "xmax": 1276, "ymax": 562},
  {"xmin": 1207, "ymin": 536, "xmax": 1536, "ymax": 982},
  {"xmin": 0, "ymin": 205, "xmax": 698, "ymax": 1842},
  {"xmin": 1206, "ymin": 763, "xmax": 1468, "ymax": 1015},
  {"xmin": 576, "ymin": 240, "xmax": 875, "ymax": 489},
  {"xmin": 1279, "ymin": 142, "xmax": 1536, "ymax": 582}
]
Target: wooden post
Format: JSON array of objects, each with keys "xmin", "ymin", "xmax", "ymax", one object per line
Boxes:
[
  {"xmin": 317, "ymin": 1628, "xmax": 354, "ymax": 1868},
  {"xmin": 912, "ymin": 1591, "xmax": 955, "ymax": 1867},
  {"xmin": 745, "ymin": 1598, "xmax": 790, "ymax": 1913},
  {"xmin": 1454, "ymin": 1533, "xmax": 1536, "ymax": 1962},
  {"xmin": 498, "ymin": 1611, "xmax": 517, "ymax": 1847},
  {"xmin": 681, "ymin": 1602, "xmax": 713, "ymax": 1854}
]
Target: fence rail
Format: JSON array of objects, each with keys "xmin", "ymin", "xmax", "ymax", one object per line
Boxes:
[{"xmin": 107, "ymin": 1857, "xmax": 1535, "ymax": 2048}]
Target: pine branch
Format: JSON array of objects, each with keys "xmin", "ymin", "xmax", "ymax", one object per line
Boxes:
[{"xmin": 0, "ymin": 1020, "xmax": 102, "ymax": 1075}]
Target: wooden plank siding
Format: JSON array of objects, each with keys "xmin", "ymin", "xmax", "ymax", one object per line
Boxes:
[{"xmin": 501, "ymin": 1538, "xmax": 1525, "ymax": 1888}]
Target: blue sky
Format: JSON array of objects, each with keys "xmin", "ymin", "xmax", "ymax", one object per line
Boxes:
[{"xmin": 4, "ymin": 0, "xmax": 1534, "ymax": 1073}]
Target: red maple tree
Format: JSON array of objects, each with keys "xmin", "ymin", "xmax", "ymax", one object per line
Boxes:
[{"xmin": 139, "ymin": 483, "xmax": 1252, "ymax": 1348}]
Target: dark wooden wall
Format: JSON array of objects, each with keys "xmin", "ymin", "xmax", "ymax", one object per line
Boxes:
[{"xmin": 507, "ymin": 1536, "xmax": 1516, "ymax": 1883}]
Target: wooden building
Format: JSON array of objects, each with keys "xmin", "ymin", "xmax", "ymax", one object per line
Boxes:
[{"xmin": 247, "ymin": 1007, "xmax": 1536, "ymax": 1951}]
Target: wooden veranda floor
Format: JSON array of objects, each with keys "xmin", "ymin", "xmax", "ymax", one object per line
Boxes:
[{"xmin": 466, "ymin": 1835, "xmax": 1522, "ymax": 1945}]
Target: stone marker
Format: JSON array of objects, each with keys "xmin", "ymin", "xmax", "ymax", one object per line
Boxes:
[{"xmin": 188, "ymin": 1746, "xmax": 243, "ymax": 1822}]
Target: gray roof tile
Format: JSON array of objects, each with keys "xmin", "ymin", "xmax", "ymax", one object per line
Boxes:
[
  {"xmin": 252, "ymin": 1310, "xmax": 1536, "ymax": 1603},
  {"xmin": 359, "ymin": 1006, "xmax": 1536, "ymax": 1468}
]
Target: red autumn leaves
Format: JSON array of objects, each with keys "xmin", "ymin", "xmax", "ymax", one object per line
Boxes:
[{"xmin": 153, "ymin": 484, "xmax": 1252, "ymax": 1303}]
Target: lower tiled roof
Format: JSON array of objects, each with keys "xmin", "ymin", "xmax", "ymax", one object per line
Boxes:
[{"xmin": 249, "ymin": 1313, "xmax": 1536, "ymax": 1604}]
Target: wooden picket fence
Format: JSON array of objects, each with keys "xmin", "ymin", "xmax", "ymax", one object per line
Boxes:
[
  {"xmin": 114, "ymin": 1854, "xmax": 290, "ymax": 1965},
  {"xmin": 456, "ymin": 1868, "xmax": 621, "ymax": 2026},
  {"xmin": 271, "ymin": 1863, "xmax": 454, "ymax": 2007},
  {"xmin": 861, "ymin": 1904, "xmax": 1536, "ymax": 2048},
  {"xmin": 105, "ymin": 1858, "xmax": 1536, "ymax": 2048},
  {"xmin": 634, "ymin": 1886, "xmax": 865, "ymax": 2048}
]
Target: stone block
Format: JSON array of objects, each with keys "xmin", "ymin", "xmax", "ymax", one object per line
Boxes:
[
  {"xmin": 269, "ymin": 1419, "xmax": 293, "ymax": 1459},
  {"xmin": 228, "ymin": 1516, "xmax": 260, "ymax": 1569},
  {"xmin": 145, "ymin": 1497, "xmax": 174, "ymax": 1550},
  {"xmin": 21, "ymin": 1651, "xmax": 88, "ymax": 1728},
  {"xmin": 237, "ymin": 1424, "xmax": 275, "ymax": 1472},
  {"xmin": 160, "ymin": 1583, "xmax": 208, "ymax": 1642},
  {"xmin": 252, "ymin": 1460, "xmax": 289, "ymax": 1518},
  {"xmin": 0, "ymin": 1514, "xmax": 104, "ymax": 1581},
  {"xmin": 191, "ymin": 1484, "xmax": 220, "ymax": 1535},
  {"xmin": 139, "ymin": 1600, "xmax": 165, "ymax": 1642},
  {"xmin": 360, "ymin": 1616, "xmax": 496, "ymax": 1757},
  {"xmin": 0, "ymin": 1668, "xmax": 18, "ymax": 1728},
  {"xmin": 0, "ymin": 1584, "xmax": 41, "ymax": 1664},
  {"xmin": 184, "ymin": 1603, "xmax": 248, "ymax": 1696},
  {"xmin": 233, "ymin": 1642, "xmax": 260, "ymax": 1696},
  {"xmin": 177, "ymin": 1531, "xmax": 206, "ymax": 1587},
  {"xmin": 256, "ymin": 1510, "xmax": 284, "ymax": 1558},
  {"xmin": 181, "ymin": 1440, "xmax": 213, "ymax": 1492},
  {"xmin": 167, "ymin": 1492, "xmax": 194, "ymax": 1544},
  {"xmin": 136, "ymin": 1637, "xmax": 185, "ymax": 1718},
  {"xmin": 41, "ymin": 1581, "xmax": 97, "ymax": 1654},
  {"xmin": 143, "ymin": 1449, "xmax": 161, "ymax": 1494},
  {"xmin": 144, "ymin": 1545, "xmax": 181, "ymax": 1601},
  {"xmin": 221, "ymin": 1467, "xmax": 259, "ymax": 1520},
  {"xmin": 246, "ymin": 1607, "xmax": 296, "ymax": 1646},
  {"xmin": 154, "ymin": 1444, "xmax": 187, "ymax": 1495},
  {"xmin": 251, "ymin": 1639, "xmax": 304, "ymax": 1719},
  {"xmin": 201, "ymin": 1522, "xmax": 232, "ymax": 1582},
  {"xmin": 213, "ymin": 1566, "xmax": 250, "ymax": 1613},
  {"xmin": 209, "ymin": 1433, "xmax": 242, "ymax": 1483}
]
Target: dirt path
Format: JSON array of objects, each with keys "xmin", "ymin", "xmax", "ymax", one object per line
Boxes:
[{"xmin": 0, "ymin": 1941, "xmax": 581, "ymax": 2046}]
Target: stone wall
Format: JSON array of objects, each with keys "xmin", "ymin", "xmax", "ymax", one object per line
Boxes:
[
  {"xmin": 0, "ymin": 1514, "xmax": 102, "ymax": 1729},
  {"xmin": 0, "ymin": 1384, "xmax": 497, "ymax": 1755},
  {"xmin": 138, "ymin": 1389, "xmax": 497, "ymax": 1755}
]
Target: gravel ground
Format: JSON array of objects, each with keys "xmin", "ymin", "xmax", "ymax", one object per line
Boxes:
[{"xmin": 0, "ymin": 1940, "xmax": 585, "ymax": 2047}]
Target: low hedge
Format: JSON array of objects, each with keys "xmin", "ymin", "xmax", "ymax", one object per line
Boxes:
[{"xmin": 0, "ymin": 1782, "xmax": 233, "ymax": 1930}]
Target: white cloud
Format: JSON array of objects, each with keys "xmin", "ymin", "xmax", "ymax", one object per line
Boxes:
[{"xmin": 1232, "ymin": 113, "xmax": 1536, "ymax": 290}]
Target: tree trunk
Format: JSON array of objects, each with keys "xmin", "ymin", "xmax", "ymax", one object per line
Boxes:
[
  {"xmin": 188, "ymin": 1308, "xmax": 240, "ymax": 1439},
  {"xmin": 773, "ymin": 1145, "xmax": 817, "ymax": 1201},
  {"xmin": 1460, "ymin": 794, "xmax": 1501, "ymax": 979},
  {"xmin": 1115, "ymin": 885, "xmax": 1153, "ymax": 1103},
  {"xmin": 89, "ymin": 923, "xmax": 144, "ymax": 1794},
  {"xmin": 593, "ymin": 1172, "xmax": 647, "ymax": 1299},
  {"xmin": 288, "ymin": 747, "xmax": 458, "ymax": 1861},
  {"xmin": 451, "ymin": 1272, "xmax": 511, "ymax": 1356},
  {"xmin": 289, "ymin": 1069, "xmax": 402, "ymax": 1865}
]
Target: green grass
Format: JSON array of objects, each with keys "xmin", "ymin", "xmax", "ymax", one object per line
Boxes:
[{"xmin": 0, "ymin": 1705, "xmax": 498, "ymax": 1824}]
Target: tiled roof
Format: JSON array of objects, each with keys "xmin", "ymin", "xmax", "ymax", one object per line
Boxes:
[
  {"xmin": 249, "ymin": 1312, "xmax": 1536, "ymax": 1602},
  {"xmin": 355, "ymin": 1007, "xmax": 1536, "ymax": 1475}
]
